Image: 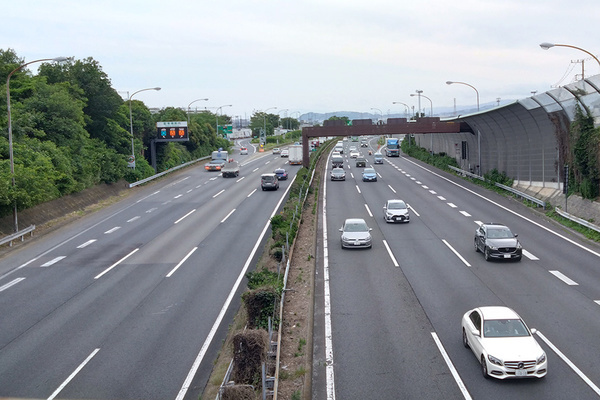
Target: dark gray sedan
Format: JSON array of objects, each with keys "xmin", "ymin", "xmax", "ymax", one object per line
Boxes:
[
  {"xmin": 474, "ymin": 223, "xmax": 522, "ymax": 261},
  {"xmin": 330, "ymin": 168, "xmax": 346, "ymax": 181}
]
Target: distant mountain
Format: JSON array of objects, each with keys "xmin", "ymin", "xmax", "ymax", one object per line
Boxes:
[{"xmin": 299, "ymin": 101, "xmax": 513, "ymax": 123}]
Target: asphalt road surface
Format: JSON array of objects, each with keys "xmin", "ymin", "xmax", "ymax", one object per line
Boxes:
[
  {"xmin": 0, "ymin": 141, "xmax": 297, "ymax": 400},
  {"xmin": 312, "ymin": 138, "xmax": 600, "ymax": 400}
]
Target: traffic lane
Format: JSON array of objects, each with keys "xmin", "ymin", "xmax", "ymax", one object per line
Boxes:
[
  {"xmin": 388, "ymin": 155, "xmax": 600, "ymax": 300},
  {"xmin": 0, "ymin": 173, "xmax": 257, "ymax": 347},
  {"xmin": 371, "ymin": 204, "xmax": 594, "ymax": 399},
  {"xmin": 0, "ymin": 164, "xmax": 292, "ymax": 398},
  {"xmin": 57, "ymin": 190, "xmax": 281, "ymax": 399},
  {"xmin": 382, "ymin": 156, "xmax": 600, "ymax": 381},
  {"xmin": 367, "ymin": 160, "xmax": 600, "ymax": 397},
  {"xmin": 325, "ymin": 170, "xmax": 464, "ymax": 399}
]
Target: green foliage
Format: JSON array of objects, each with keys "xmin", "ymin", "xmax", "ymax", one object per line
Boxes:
[
  {"xmin": 249, "ymin": 111, "xmax": 279, "ymax": 136},
  {"xmin": 242, "ymin": 288, "xmax": 279, "ymax": 330},
  {"xmin": 483, "ymin": 169, "xmax": 513, "ymax": 186},
  {"xmin": 327, "ymin": 115, "xmax": 349, "ymax": 123},
  {"xmin": 246, "ymin": 268, "xmax": 283, "ymax": 292},
  {"xmin": 1, "ymin": 49, "xmax": 236, "ymax": 218},
  {"xmin": 568, "ymin": 106, "xmax": 600, "ymax": 199},
  {"xmin": 280, "ymin": 117, "xmax": 300, "ymax": 130},
  {"xmin": 400, "ymin": 137, "xmax": 459, "ymax": 171}
]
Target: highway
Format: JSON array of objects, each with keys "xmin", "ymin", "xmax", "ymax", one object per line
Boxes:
[
  {"xmin": 0, "ymin": 139, "xmax": 298, "ymax": 400},
  {"xmin": 313, "ymin": 137, "xmax": 600, "ymax": 399}
]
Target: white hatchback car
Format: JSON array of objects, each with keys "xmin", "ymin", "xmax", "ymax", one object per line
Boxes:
[{"xmin": 461, "ymin": 306, "xmax": 547, "ymax": 379}]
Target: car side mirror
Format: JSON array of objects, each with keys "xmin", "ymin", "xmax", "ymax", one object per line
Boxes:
[
  {"xmin": 530, "ymin": 328, "xmax": 537, "ymax": 334},
  {"xmin": 383, "ymin": 205, "xmax": 387, "ymax": 210},
  {"xmin": 471, "ymin": 329, "xmax": 480, "ymax": 337},
  {"xmin": 339, "ymin": 228, "xmax": 343, "ymax": 232},
  {"xmin": 514, "ymin": 234, "xmax": 518, "ymax": 237},
  {"xmin": 369, "ymin": 228, "xmax": 373, "ymax": 231}
]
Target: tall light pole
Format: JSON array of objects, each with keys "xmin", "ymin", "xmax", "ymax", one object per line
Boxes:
[
  {"xmin": 392, "ymin": 101, "xmax": 411, "ymax": 119},
  {"xmin": 370, "ymin": 107, "xmax": 383, "ymax": 123},
  {"xmin": 446, "ymin": 81, "xmax": 479, "ymax": 111},
  {"xmin": 6, "ymin": 56, "xmax": 68, "ymax": 233},
  {"xmin": 129, "ymin": 87, "xmax": 161, "ymax": 169},
  {"xmin": 413, "ymin": 90, "xmax": 423, "ymax": 118},
  {"xmin": 215, "ymin": 104, "xmax": 233, "ymax": 137},
  {"xmin": 411, "ymin": 92, "xmax": 432, "ymax": 116},
  {"xmin": 540, "ymin": 42, "xmax": 600, "ymax": 78},
  {"xmin": 262, "ymin": 106, "xmax": 277, "ymax": 134},
  {"xmin": 187, "ymin": 97, "xmax": 208, "ymax": 124}
]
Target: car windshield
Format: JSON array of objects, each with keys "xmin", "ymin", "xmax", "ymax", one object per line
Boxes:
[
  {"xmin": 487, "ymin": 227, "xmax": 514, "ymax": 238},
  {"xmin": 483, "ymin": 319, "xmax": 529, "ymax": 337},
  {"xmin": 344, "ymin": 221, "xmax": 368, "ymax": 232},
  {"xmin": 388, "ymin": 201, "xmax": 406, "ymax": 209}
]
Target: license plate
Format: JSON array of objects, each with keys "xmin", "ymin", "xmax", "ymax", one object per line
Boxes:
[
  {"xmin": 515, "ymin": 369, "xmax": 527, "ymax": 377},
  {"xmin": 504, "ymin": 254, "xmax": 511, "ymax": 258}
]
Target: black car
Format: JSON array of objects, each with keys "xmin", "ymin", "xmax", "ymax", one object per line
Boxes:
[
  {"xmin": 355, "ymin": 157, "xmax": 366, "ymax": 167},
  {"xmin": 474, "ymin": 223, "xmax": 522, "ymax": 261}
]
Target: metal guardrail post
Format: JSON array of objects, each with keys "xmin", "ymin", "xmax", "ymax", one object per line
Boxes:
[{"xmin": 0, "ymin": 225, "xmax": 35, "ymax": 247}]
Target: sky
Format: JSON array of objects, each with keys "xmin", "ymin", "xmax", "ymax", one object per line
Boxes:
[{"xmin": 3, "ymin": 0, "xmax": 600, "ymax": 120}]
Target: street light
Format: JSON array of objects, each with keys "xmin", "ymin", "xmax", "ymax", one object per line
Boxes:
[
  {"xmin": 370, "ymin": 107, "xmax": 383, "ymax": 123},
  {"xmin": 540, "ymin": 42, "xmax": 600, "ymax": 78},
  {"xmin": 128, "ymin": 87, "xmax": 161, "ymax": 169},
  {"xmin": 446, "ymin": 81, "xmax": 480, "ymax": 111},
  {"xmin": 6, "ymin": 56, "xmax": 68, "ymax": 233},
  {"xmin": 392, "ymin": 101, "xmax": 411, "ymax": 119},
  {"xmin": 410, "ymin": 92, "xmax": 432, "ymax": 117},
  {"xmin": 412, "ymin": 90, "xmax": 423, "ymax": 118},
  {"xmin": 215, "ymin": 104, "xmax": 233, "ymax": 137},
  {"xmin": 187, "ymin": 98, "xmax": 209, "ymax": 124},
  {"xmin": 262, "ymin": 106, "xmax": 277, "ymax": 133}
]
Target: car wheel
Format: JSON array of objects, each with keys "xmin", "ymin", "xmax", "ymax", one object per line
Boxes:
[
  {"xmin": 474, "ymin": 239, "xmax": 479, "ymax": 253},
  {"xmin": 462, "ymin": 329, "xmax": 469, "ymax": 348},
  {"xmin": 484, "ymin": 247, "xmax": 491, "ymax": 261},
  {"xmin": 481, "ymin": 355, "xmax": 489, "ymax": 379}
]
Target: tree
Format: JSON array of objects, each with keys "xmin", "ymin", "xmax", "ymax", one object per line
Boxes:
[
  {"xmin": 280, "ymin": 117, "xmax": 299, "ymax": 130},
  {"xmin": 249, "ymin": 112, "xmax": 279, "ymax": 136}
]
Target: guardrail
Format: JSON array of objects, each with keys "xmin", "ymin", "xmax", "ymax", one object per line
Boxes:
[
  {"xmin": 128, "ymin": 156, "xmax": 211, "ymax": 188},
  {"xmin": 447, "ymin": 165, "xmax": 484, "ymax": 181},
  {"xmin": 0, "ymin": 225, "xmax": 35, "ymax": 247},
  {"xmin": 448, "ymin": 165, "xmax": 546, "ymax": 209},
  {"xmin": 494, "ymin": 182, "xmax": 546, "ymax": 209},
  {"xmin": 554, "ymin": 207, "xmax": 600, "ymax": 233}
]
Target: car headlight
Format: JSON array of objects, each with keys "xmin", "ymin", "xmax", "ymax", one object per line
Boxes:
[
  {"xmin": 487, "ymin": 354, "xmax": 503, "ymax": 366},
  {"xmin": 516, "ymin": 242, "xmax": 523, "ymax": 249},
  {"xmin": 487, "ymin": 243, "xmax": 498, "ymax": 250},
  {"xmin": 537, "ymin": 353, "xmax": 546, "ymax": 364}
]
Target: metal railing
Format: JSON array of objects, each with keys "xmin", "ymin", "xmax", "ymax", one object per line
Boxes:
[
  {"xmin": 447, "ymin": 165, "xmax": 484, "ymax": 181},
  {"xmin": 448, "ymin": 165, "xmax": 546, "ymax": 209},
  {"xmin": 494, "ymin": 182, "xmax": 546, "ymax": 209},
  {"xmin": 128, "ymin": 156, "xmax": 211, "ymax": 188},
  {"xmin": 0, "ymin": 225, "xmax": 35, "ymax": 247},
  {"xmin": 554, "ymin": 207, "xmax": 600, "ymax": 233}
]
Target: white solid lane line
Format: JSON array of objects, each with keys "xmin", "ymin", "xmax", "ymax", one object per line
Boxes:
[
  {"xmin": 48, "ymin": 348, "xmax": 101, "ymax": 400},
  {"xmin": 174, "ymin": 209, "xmax": 196, "ymax": 224},
  {"xmin": 0, "ymin": 277, "xmax": 25, "ymax": 292},
  {"xmin": 94, "ymin": 248, "xmax": 139, "ymax": 280},
  {"xmin": 431, "ymin": 332, "xmax": 473, "ymax": 400},
  {"xmin": 442, "ymin": 240, "xmax": 471, "ymax": 267},
  {"xmin": 536, "ymin": 331, "xmax": 600, "ymax": 396},
  {"xmin": 383, "ymin": 240, "xmax": 399, "ymax": 267},
  {"xmin": 41, "ymin": 256, "xmax": 66, "ymax": 267},
  {"xmin": 549, "ymin": 270, "xmax": 579, "ymax": 285},
  {"xmin": 77, "ymin": 240, "xmax": 97, "ymax": 249},
  {"xmin": 166, "ymin": 247, "xmax": 198, "ymax": 278}
]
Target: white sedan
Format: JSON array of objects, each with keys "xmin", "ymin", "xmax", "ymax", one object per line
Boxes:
[
  {"xmin": 461, "ymin": 306, "xmax": 547, "ymax": 379},
  {"xmin": 349, "ymin": 150, "xmax": 360, "ymax": 158}
]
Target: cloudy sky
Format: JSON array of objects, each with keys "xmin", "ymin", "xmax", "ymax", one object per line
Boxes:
[{"xmin": 3, "ymin": 0, "xmax": 599, "ymax": 119}]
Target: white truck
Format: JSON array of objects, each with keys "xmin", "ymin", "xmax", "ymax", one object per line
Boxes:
[{"xmin": 288, "ymin": 145, "xmax": 303, "ymax": 165}]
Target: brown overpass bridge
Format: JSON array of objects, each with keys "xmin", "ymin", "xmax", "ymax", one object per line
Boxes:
[{"xmin": 300, "ymin": 117, "xmax": 473, "ymax": 167}]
